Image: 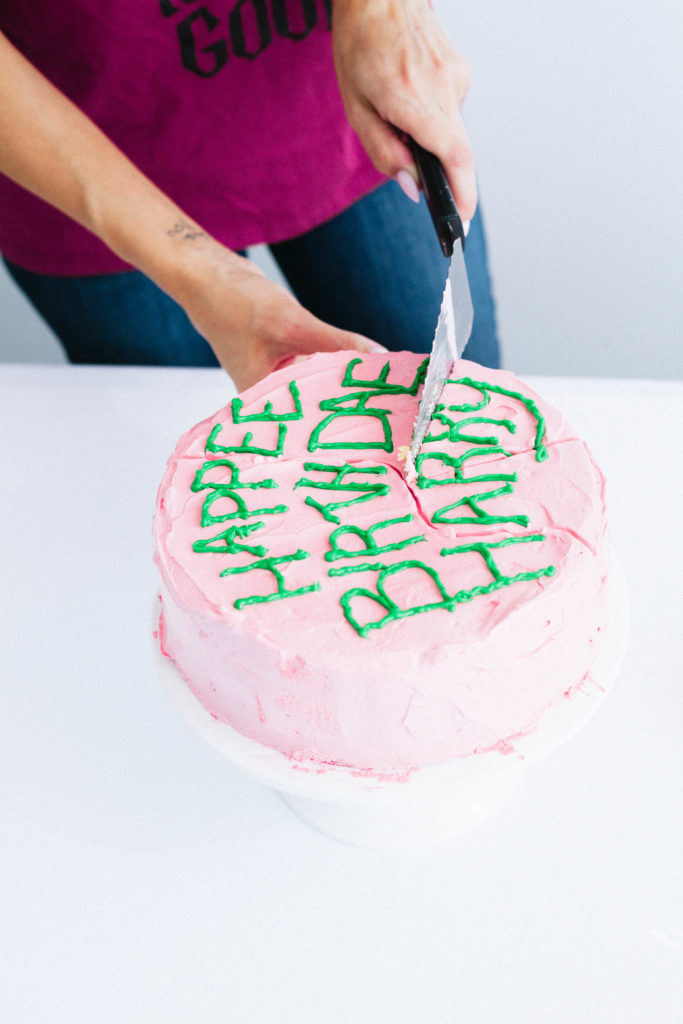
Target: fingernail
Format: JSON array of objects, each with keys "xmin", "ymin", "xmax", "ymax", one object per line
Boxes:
[
  {"xmin": 370, "ymin": 343, "xmax": 388, "ymax": 352},
  {"xmin": 395, "ymin": 169, "xmax": 420, "ymax": 203},
  {"xmin": 463, "ymin": 219, "xmax": 471, "ymax": 237}
]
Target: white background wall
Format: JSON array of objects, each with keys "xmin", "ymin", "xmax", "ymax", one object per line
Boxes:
[{"xmin": 1, "ymin": 0, "xmax": 681, "ymax": 377}]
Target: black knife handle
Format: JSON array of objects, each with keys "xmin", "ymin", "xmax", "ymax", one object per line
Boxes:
[{"xmin": 409, "ymin": 138, "xmax": 465, "ymax": 258}]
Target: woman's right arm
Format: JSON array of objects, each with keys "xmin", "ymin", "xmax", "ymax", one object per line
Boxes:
[{"xmin": 0, "ymin": 31, "xmax": 379, "ymax": 390}]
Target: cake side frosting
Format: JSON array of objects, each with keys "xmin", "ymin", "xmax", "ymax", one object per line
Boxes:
[{"xmin": 154, "ymin": 352, "xmax": 609, "ymax": 770}]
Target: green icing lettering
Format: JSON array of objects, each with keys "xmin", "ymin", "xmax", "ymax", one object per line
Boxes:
[
  {"xmin": 328, "ymin": 561, "xmax": 388, "ymax": 577},
  {"xmin": 185, "ymin": 368, "xmax": 552, "ymax": 628},
  {"xmin": 338, "ymin": 535, "xmax": 555, "ymax": 637},
  {"xmin": 294, "ymin": 462, "xmax": 390, "ymax": 524},
  {"xmin": 415, "ymin": 447, "xmax": 516, "ymax": 489},
  {"xmin": 325, "ymin": 514, "xmax": 425, "ymax": 562},
  {"xmin": 192, "ymin": 521, "xmax": 268, "ymax": 556},
  {"xmin": 437, "ymin": 380, "xmax": 490, "ymax": 413},
  {"xmin": 191, "ymin": 458, "xmax": 286, "ymax": 527},
  {"xmin": 199, "ymin": 489, "xmax": 287, "ymax": 527},
  {"xmin": 341, "ymin": 356, "xmax": 428, "ymax": 395},
  {"xmin": 307, "ymin": 392, "xmax": 393, "ymax": 452},
  {"xmin": 191, "ymin": 459, "xmax": 277, "ymax": 493},
  {"xmin": 443, "ymin": 377, "xmax": 549, "ymax": 462},
  {"xmin": 432, "ymin": 483, "xmax": 529, "ymax": 528},
  {"xmin": 231, "ymin": 380, "xmax": 303, "ymax": 423},
  {"xmin": 340, "ymin": 559, "xmax": 454, "ymax": 637},
  {"xmin": 426, "ymin": 414, "xmax": 516, "ymax": 448},
  {"xmin": 206, "ymin": 421, "xmax": 287, "ymax": 458},
  {"xmin": 440, "ymin": 534, "xmax": 556, "ymax": 599},
  {"xmin": 220, "ymin": 549, "xmax": 320, "ymax": 608}
]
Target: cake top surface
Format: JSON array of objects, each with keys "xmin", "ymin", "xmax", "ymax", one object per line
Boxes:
[{"xmin": 154, "ymin": 351, "xmax": 605, "ymax": 674}]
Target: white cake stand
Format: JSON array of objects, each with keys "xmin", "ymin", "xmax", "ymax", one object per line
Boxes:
[{"xmin": 154, "ymin": 559, "xmax": 629, "ymax": 850}]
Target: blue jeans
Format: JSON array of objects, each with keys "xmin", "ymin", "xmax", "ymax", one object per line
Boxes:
[{"xmin": 4, "ymin": 180, "xmax": 499, "ymax": 369}]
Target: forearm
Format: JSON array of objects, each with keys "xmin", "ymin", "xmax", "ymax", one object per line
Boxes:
[
  {"xmin": 0, "ymin": 29, "xmax": 380, "ymax": 389},
  {"xmin": 0, "ymin": 30, "xmax": 232, "ymax": 303}
]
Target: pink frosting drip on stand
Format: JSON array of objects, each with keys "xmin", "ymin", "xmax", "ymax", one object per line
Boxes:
[{"xmin": 153, "ymin": 353, "xmax": 609, "ymax": 772}]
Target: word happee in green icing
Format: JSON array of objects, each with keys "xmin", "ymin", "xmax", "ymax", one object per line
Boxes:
[
  {"xmin": 192, "ymin": 520, "xmax": 268, "ymax": 557},
  {"xmin": 206, "ymin": 421, "xmax": 287, "ymax": 458},
  {"xmin": 307, "ymin": 391, "xmax": 394, "ymax": 452},
  {"xmin": 220, "ymin": 549, "xmax": 320, "ymax": 608},
  {"xmin": 415, "ymin": 447, "xmax": 516, "ymax": 490},
  {"xmin": 432, "ymin": 483, "xmax": 530, "ymax": 529},
  {"xmin": 231, "ymin": 380, "xmax": 303, "ymax": 423},
  {"xmin": 341, "ymin": 356, "xmax": 428, "ymax": 396},
  {"xmin": 426, "ymin": 414, "xmax": 516, "ymax": 448},
  {"xmin": 449, "ymin": 376, "xmax": 549, "ymax": 462},
  {"xmin": 294, "ymin": 461, "xmax": 390, "ymax": 525},
  {"xmin": 339, "ymin": 534, "xmax": 555, "ymax": 637},
  {"xmin": 325, "ymin": 514, "xmax": 425, "ymax": 563}
]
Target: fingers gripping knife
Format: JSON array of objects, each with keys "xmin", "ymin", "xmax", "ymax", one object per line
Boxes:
[{"xmin": 407, "ymin": 140, "xmax": 474, "ymax": 468}]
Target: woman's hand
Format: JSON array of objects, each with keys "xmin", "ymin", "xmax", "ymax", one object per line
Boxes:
[
  {"xmin": 332, "ymin": 0, "xmax": 476, "ymax": 220},
  {"xmin": 175, "ymin": 237, "xmax": 381, "ymax": 393}
]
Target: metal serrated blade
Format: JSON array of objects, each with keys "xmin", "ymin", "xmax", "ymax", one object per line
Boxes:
[{"xmin": 409, "ymin": 239, "xmax": 473, "ymax": 463}]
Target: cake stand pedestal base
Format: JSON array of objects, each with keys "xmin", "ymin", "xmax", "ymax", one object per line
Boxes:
[{"xmin": 280, "ymin": 765, "xmax": 525, "ymax": 850}]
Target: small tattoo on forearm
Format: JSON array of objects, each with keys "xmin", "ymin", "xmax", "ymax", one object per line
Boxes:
[{"xmin": 167, "ymin": 221, "xmax": 206, "ymax": 240}]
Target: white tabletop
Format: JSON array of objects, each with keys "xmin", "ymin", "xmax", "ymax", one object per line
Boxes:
[{"xmin": 1, "ymin": 365, "xmax": 681, "ymax": 1024}]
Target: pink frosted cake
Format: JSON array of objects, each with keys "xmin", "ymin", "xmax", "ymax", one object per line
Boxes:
[{"xmin": 154, "ymin": 352, "xmax": 608, "ymax": 772}]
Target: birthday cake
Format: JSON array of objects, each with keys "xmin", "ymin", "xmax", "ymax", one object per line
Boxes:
[{"xmin": 153, "ymin": 352, "xmax": 609, "ymax": 772}]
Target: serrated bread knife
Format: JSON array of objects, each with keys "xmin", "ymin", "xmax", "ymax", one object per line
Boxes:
[{"xmin": 408, "ymin": 140, "xmax": 474, "ymax": 465}]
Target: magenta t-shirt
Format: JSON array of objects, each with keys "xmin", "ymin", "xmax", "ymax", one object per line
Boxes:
[{"xmin": 0, "ymin": 0, "xmax": 385, "ymax": 275}]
